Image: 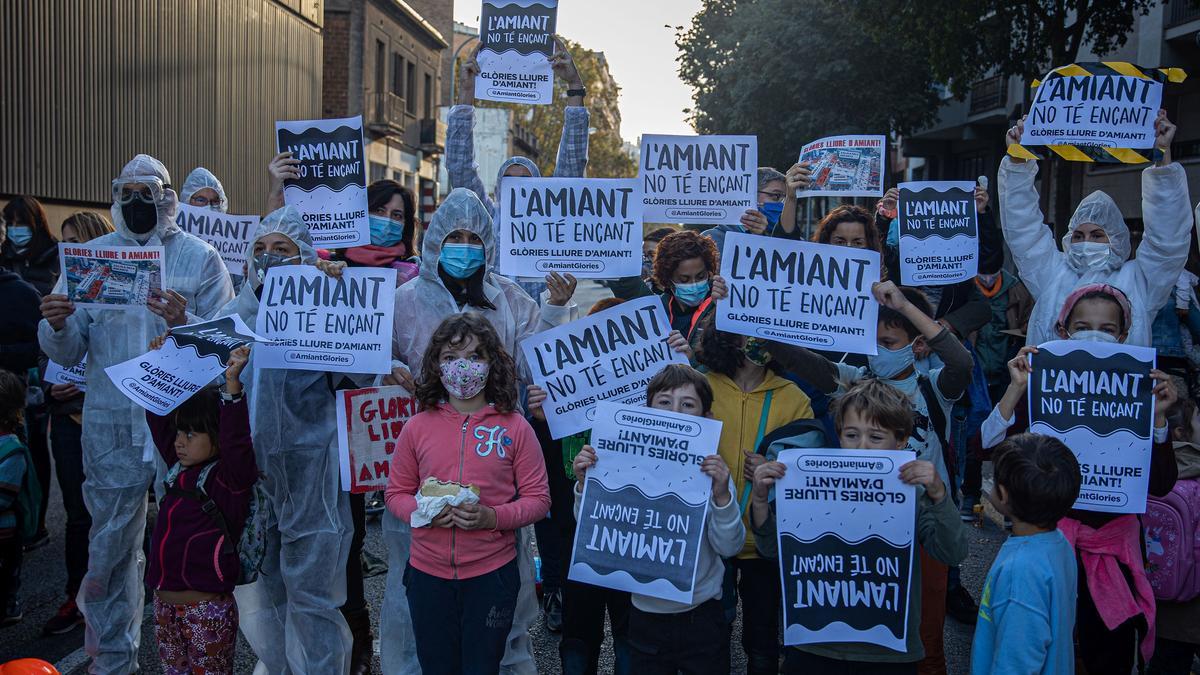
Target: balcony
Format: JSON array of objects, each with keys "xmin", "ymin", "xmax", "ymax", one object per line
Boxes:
[
  {"xmin": 1169, "ymin": 0, "xmax": 1200, "ymax": 26},
  {"xmin": 368, "ymin": 92, "xmax": 407, "ymax": 137},
  {"xmin": 968, "ymin": 76, "xmax": 1008, "ymax": 116},
  {"xmin": 419, "ymin": 118, "xmax": 446, "ymax": 155}
]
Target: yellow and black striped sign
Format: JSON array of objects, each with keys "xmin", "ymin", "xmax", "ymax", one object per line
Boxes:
[{"xmin": 1007, "ymin": 62, "xmax": 1187, "ymax": 164}]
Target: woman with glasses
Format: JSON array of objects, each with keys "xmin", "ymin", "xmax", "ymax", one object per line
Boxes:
[{"xmin": 179, "ymin": 167, "xmax": 228, "ymax": 212}]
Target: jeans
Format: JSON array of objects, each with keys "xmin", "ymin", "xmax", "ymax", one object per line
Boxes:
[
  {"xmin": 721, "ymin": 557, "xmax": 781, "ymax": 674},
  {"xmin": 1148, "ymin": 637, "xmax": 1200, "ymax": 675},
  {"xmin": 783, "ymin": 650, "xmax": 918, "ymax": 674},
  {"xmin": 627, "ymin": 599, "xmax": 730, "ymax": 675},
  {"xmin": 406, "ymin": 559, "xmax": 520, "ymax": 675},
  {"xmin": 534, "ymin": 514, "xmax": 563, "ymax": 593},
  {"xmin": 23, "ymin": 406, "xmax": 50, "ymax": 534},
  {"xmin": 560, "ymin": 580, "xmax": 631, "ymax": 675},
  {"xmin": 343, "ymin": 491, "xmax": 366, "ymax": 614},
  {"xmin": 50, "ymin": 414, "xmax": 90, "ymax": 598}
]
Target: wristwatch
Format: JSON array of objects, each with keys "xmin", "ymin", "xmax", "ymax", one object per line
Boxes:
[{"xmin": 566, "ymin": 87, "xmax": 587, "ymax": 99}]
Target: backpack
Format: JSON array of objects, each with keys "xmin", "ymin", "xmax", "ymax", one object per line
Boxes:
[
  {"xmin": 916, "ymin": 375, "xmax": 954, "ymax": 478},
  {"xmin": 164, "ymin": 461, "xmax": 269, "ymax": 585},
  {"xmin": 1144, "ymin": 478, "xmax": 1200, "ymax": 602},
  {"xmin": 0, "ymin": 435, "xmax": 42, "ymax": 543}
]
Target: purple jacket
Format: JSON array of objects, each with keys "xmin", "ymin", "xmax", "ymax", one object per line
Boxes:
[{"xmin": 146, "ymin": 397, "xmax": 257, "ymax": 593}]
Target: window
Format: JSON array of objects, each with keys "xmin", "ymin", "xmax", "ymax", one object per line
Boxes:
[
  {"xmin": 424, "ymin": 73, "xmax": 433, "ymax": 119},
  {"xmin": 406, "ymin": 62, "xmax": 417, "ymax": 114},
  {"xmin": 392, "ymin": 54, "xmax": 405, "ymax": 98},
  {"xmin": 374, "ymin": 40, "xmax": 385, "ymax": 93},
  {"xmin": 369, "ymin": 162, "xmax": 388, "ymax": 183}
]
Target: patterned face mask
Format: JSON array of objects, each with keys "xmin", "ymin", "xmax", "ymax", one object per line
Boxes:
[
  {"xmin": 743, "ymin": 337, "xmax": 772, "ymax": 367},
  {"xmin": 439, "ymin": 358, "xmax": 490, "ymax": 400}
]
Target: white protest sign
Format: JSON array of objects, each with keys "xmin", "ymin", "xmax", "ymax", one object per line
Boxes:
[
  {"xmin": 336, "ymin": 386, "xmax": 418, "ymax": 493},
  {"xmin": 175, "ymin": 204, "xmax": 258, "ymax": 276},
  {"xmin": 796, "ymin": 135, "xmax": 886, "ymax": 198},
  {"xmin": 638, "ymin": 135, "xmax": 757, "ymax": 225},
  {"xmin": 104, "ymin": 315, "xmax": 265, "ymax": 415},
  {"xmin": 897, "ymin": 181, "xmax": 978, "ymax": 286},
  {"xmin": 255, "ymin": 266, "xmax": 396, "ymax": 374},
  {"xmin": 1028, "ymin": 340, "xmax": 1156, "ymax": 513},
  {"xmin": 59, "ymin": 243, "xmax": 163, "ymax": 310},
  {"xmin": 475, "ymin": 0, "xmax": 558, "ymax": 104},
  {"xmin": 569, "ymin": 400, "xmax": 721, "ymax": 604},
  {"xmin": 275, "ymin": 115, "xmax": 369, "ymax": 248},
  {"xmin": 775, "ymin": 447, "xmax": 916, "ymax": 651},
  {"xmin": 45, "ymin": 355, "xmax": 88, "ymax": 392},
  {"xmin": 1022, "ymin": 68, "xmax": 1163, "ymax": 150},
  {"xmin": 522, "ymin": 295, "xmax": 687, "ymax": 439},
  {"xmin": 718, "ymin": 232, "xmax": 879, "ymax": 355},
  {"xmin": 497, "ymin": 177, "xmax": 643, "ymax": 278}
]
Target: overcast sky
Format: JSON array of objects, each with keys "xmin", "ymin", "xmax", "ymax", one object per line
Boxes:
[{"xmin": 453, "ymin": 0, "xmax": 703, "ymax": 142}]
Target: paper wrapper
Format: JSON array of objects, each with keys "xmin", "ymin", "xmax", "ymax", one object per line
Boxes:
[{"xmin": 411, "ymin": 487, "xmax": 480, "ymax": 528}]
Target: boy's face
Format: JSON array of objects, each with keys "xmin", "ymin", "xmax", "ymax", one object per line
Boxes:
[
  {"xmin": 174, "ymin": 430, "xmax": 217, "ymax": 467},
  {"xmin": 838, "ymin": 408, "xmax": 906, "ymax": 450},
  {"xmin": 876, "ymin": 321, "xmax": 918, "ymax": 352},
  {"xmin": 649, "ymin": 384, "xmax": 706, "ymax": 417}
]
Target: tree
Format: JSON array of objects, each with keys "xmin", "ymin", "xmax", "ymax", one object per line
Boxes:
[{"xmin": 674, "ymin": 0, "xmax": 943, "ymax": 171}]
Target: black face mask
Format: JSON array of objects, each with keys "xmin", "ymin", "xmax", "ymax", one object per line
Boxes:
[{"xmin": 121, "ymin": 200, "xmax": 158, "ymax": 235}]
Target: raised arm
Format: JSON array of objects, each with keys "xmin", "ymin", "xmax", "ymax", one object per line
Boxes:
[
  {"xmin": 447, "ymin": 46, "xmax": 497, "ymax": 214},
  {"xmin": 999, "ymin": 117, "xmax": 1059, "ymax": 299},
  {"xmin": 1133, "ymin": 112, "xmax": 1191, "ymax": 313},
  {"xmin": 549, "ymin": 36, "xmax": 589, "ymax": 178}
]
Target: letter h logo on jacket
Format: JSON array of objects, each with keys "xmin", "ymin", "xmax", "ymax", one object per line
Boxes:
[{"xmin": 474, "ymin": 425, "xmax": 511, "ymax": 459}]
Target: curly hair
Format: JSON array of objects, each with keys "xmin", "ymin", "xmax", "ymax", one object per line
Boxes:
[
  {"xmin": 652, "ymin": 230, "xmax": 719, "ymax": 291},
  {"xmin": 813, "ymin": 205, "xmax": 881, "ymax": 253},
  {"xmin": 0, "ymin": 370, "xmax": 26, "ymax": 434},
  {"xmin": 416, "ymin": 313, "xmax": 518, "ymax": 413}
]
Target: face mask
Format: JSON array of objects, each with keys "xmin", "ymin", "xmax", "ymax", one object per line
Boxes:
[
  {"xmin": 440, "ymin": 243, "xmax": 486, "ymax": 279},
  {"xmin": 868, "ymin": 342, "xmax": 915, "ymax": 379},
  {"xmin": 1069, "ymin": 329, "xmax": 1118, "ymax": 344},
  {"xmin": 368, "ymin": 215, "xmax": 405, "ymax": 247},
  {"xmin": 121, "ymin": 200, "xmax": 159, "ymax": 235},
  {"xmin": 1068, "ymin": 241, "xmax": 1111, "ymax": 272},
  {"xmin": 7, "ymin": 226, "xmax": 32, "ymax": 247},
  {"xmin": 759, "ymin": 201, "xmax": 784, "ymax": 228},
  {"xmin": 440, "ymin": 358, "xmax": 489, "ymax": 400},
  {"xmin": 673, "ymin": 279, "xmax": 711, "ymax": 307},
  {"xmin": 743, "ymin": 337, "xmax": 771, "ymax": 367},
  {"xmin": 253, "ymin": 252, "xmax": 300, "ymax": 284}
]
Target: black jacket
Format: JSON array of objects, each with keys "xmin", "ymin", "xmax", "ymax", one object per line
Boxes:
[
  {"xmin": 1, "ymin": 239, "xmax": 59, "ymax": 296},
  {"xmin": 0, "ymin": 271, "xmax": 42, "ymax": 376}
]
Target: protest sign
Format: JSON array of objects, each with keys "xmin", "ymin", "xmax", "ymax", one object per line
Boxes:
[
  {"xmin": 497, "ymin": 177, "xmax": 642, "ymax": 278},
  {"xmin": 104, "ymin": 315, "xmax": 264, "ymax": 415},
  {"xmin": 718, "ymin": 232, "xmax": 879, "ymax": 355},
  {"xmin": 775, "ymin": 447, "xmax": 916, "ymax": 651},
  {"xmin": 796, "ymin": 135, "xmax": 885, "ymax": 198},
  {"xmin": 275, "ymin": 115, "xmax": 369, "ymax": 248},
  {"xmin": 255, "ymin": 266, "xmax": 396, "ymax": 374},
  {"xmin": 44, "ymin": 355, "xmax": 87, "ymax": 392},
  {"xmin": 522, "ymin": 295, "xmax": 688, "ymax": 439},
  {"xmin": 568, "ymin": 400, "xmax": 721, "ymax": 604},
  {"xmin": 175, "ymin": 204, "xmax": 257, "ymax": 276},
  {"xmin": 638, "ymin": 134, "xmax": 756, "ymax": 225},
  {"xmin": 897, "ymin": 181, "xmax": 978, "ymax": 286},
  {"xmin": 1028, "ymin": 340, "xmax": 1156, "ymax": 513},
  {"xmin": 59, "ymin": 243, "xmax": 163, "ymax": 310},
  {"xmin": 336, "ymin": 386, "xmax": 418, "ymax": 493},
  {"xmin": 475, "ymin": 0, "xmax": 558, "ymax": 104},
  {"xmin": 1020, "ymin": 63, "xmax": 1163, "ymax": 155}
]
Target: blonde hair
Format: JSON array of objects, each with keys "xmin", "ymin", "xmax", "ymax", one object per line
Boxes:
[
  {"xmin": 832, "ymin": 378, "xmax": 914, "ymax": 441},
  {"xmin": 61, "ymin": 212, "xmax": 114, "ymax": 243}
]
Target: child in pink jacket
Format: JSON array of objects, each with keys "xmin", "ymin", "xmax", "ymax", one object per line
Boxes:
[{"xmin": 386, "ymin": 313, "xmax": 550, "ymax": 675}]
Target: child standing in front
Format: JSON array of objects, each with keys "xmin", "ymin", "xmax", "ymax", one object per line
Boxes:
[
  {"xmin": 0, "ymin": 370, "xmax": 39, "ymax": 628},
  {"xmin": 971, "ymin": 433, "xmax": 1081, "ymax": 675},
  {"xmin": 146, "ymin": 344, "xmax": 257, "ymax": 675},
  {"xmin": 386, "ymin": 313, "xmax": 550, "ymax": 675},
  {"xmin": 572, "ymin": 364, "xmax": 745, "ymax": 674}
]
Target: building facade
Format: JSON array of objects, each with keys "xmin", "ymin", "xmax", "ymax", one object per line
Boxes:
[{"xmin": 0, "ymin": 0, "xmax": 325, "ymax": 225}]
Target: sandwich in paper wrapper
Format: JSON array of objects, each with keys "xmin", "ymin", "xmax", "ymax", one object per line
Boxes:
[{"xmin": 411, "ymin": 477, "xmax": 481, "ymax": 527}]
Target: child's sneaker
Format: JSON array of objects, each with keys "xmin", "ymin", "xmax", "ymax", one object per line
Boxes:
[
  {"xmin": 959, "ymin": 494, "xmax": 979, "ymax": 522},
  {"xmin": 42, "ymin": 598, "xmax": 84, "ymax": 635}
]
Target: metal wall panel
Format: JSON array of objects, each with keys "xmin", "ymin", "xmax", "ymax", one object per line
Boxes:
[{"xmin": 0, "ymin": 0, "xmax": 323, "ymax": 215}]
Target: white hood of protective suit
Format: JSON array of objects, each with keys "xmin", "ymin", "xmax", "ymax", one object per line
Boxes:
[
  {"xmin": 110, "ymin": 153, "xmax": 181, "ymax": 243},
  {"xmin": 221, "ymin": 206, "xmax": 318, "ymax": 323},
  {"xmin": 418, "ymin": 187, "xmax": 499, "ymax": 284},
  {"xmin": 1060, "ymin": 190, "xmax": 1130, "ymax": 273},
  {"xmin": 179, "ymin": 167, "xmax": 229, "ymax": 213}
]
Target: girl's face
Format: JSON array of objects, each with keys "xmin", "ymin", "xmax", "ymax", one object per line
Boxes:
[
  {"xmin": 670, "ymin": 256, "xmax": 710, "ymax": 286},
  {"xmin": 649, "ymin": 384, "xmax": 705, "ymax": 416},
  {"xmin": 829, "ymin": 221, "xmax": 868, "ymax": 249},
  {"xmin": 61, "ymin": 223, "xmax": 81, "ymax": 244},
  {"xmin": 1059, "ymin": 297, "xmax": 1126, "ymax": 342},
  {"xmin": 253, "ymin": 233, "xmax": 301, "ymax": 258},
  {"xmin": 442, "ymin": 229, "xmax": 484, "ymax": 246},
  {"xmin": 439, "ymin": 334, "xmax": 487, "ymax": 366},
  {"xmin": 174, "ymin": 430, "xmax": 217, "ymax": 467},
  {"xmin": 1070, "ymin": 222, "xmax": 1110, "ymax": 244},
  {"xmin": 838, "ymin": 409, "xmax": 906, "ymax": 450}
]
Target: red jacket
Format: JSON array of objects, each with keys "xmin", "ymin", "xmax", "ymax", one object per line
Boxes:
[{"xmin": 386, "ymin": 403, "xmax": 549, "ymax": 580}]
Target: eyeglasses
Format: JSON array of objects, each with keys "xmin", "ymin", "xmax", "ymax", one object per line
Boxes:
[
  {"xmin": 189, "ymin": 195, "xmax": 223, "ymax": 207},
  {"xmin": 758, "ymin": 190, "xmax": 786, "ymax": 202}
]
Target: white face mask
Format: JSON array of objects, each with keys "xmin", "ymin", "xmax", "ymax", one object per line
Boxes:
[
  {"xmin": 1069, "ymin": 329, "xmax": 1118, "ymax": 344},
  {"xmin": 1068, "ymin": 241, "xmax": 1112, "ymax": 272}
]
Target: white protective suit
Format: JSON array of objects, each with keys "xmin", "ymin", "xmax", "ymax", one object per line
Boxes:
[
  {"xmin": 220, "ymin": 207, "xmax": 371, "ymax": 675},
  {"xmin": 998, "ymin": 156, "xmax": 1193, "ymax": 346},
  {"xmin": 179, "ymin": 166, "xmax": 229, "ymax": 213},
  {"xmin": 37, "ymin": 154, "xmax": 234, "ymax": 674},
  {"xmin": 381, "ymin": 188, "xmax": 575, "ymax": 675}
]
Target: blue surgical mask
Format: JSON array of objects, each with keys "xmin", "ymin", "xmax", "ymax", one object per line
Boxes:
[
  {"xmin": 886, "ymin": 218, "xmax": 899, "ymax": 249},
  {"xmin": 673, "ymin": 279, "xmax": 711, "ymax": 307},
  {"xmin": 759, "ymin": 201, "xmax": 784, "ymax": 228},
  {"xmin": 368, "ymin": 215, "xmax": 405, "ymax": 247},
  {"xmin": 7, "ymin": 226, "xmax": 32, "ymax": 247},
  {"xmin": 868, "ymin": 342, "xmax": 915, "ymax": 379},
  {"xmin": 440, "ymin": 243, "xmax": 486, "ymax": 279},
  {"xmin": 1069, "ymin": 329, "xmax": 1118, "ymax": 344}
]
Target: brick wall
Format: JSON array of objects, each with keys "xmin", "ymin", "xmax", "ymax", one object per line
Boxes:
[{"xmin": 323, "ymin": 10, "xmax": 351, "ymax": 118}]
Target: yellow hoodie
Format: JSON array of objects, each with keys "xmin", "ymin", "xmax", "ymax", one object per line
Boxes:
[{"xmin": 706, "ymin": 371, "xmax": 813, "ymax": 558}]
